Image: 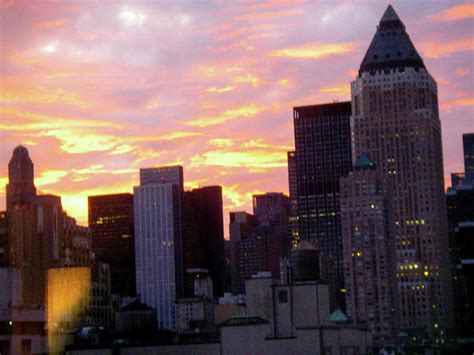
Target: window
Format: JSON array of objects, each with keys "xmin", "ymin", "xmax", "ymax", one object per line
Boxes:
[{"xmin": 278, "ymin": 290, "xmax": 288, "ymax": 303}]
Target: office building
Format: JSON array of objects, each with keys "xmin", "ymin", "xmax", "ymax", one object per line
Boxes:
[
  {"xmin": 340, "ymin": 155, "xmax": 395, "ymax": 344},
  {"xmin": 139, "ymin": 166, "xmax": 183, "ymax": 191},
  {"xmin": 184, "ymin": 186, "xmax": 225, "ymax": 297},
  {"xmin": 351, "ymin": 5, "xmax": 454, "ymax": 336},
  {"xmin": 134, "ymin": 166, "xmax": 183, "ymax": 330},
  {"xmin": 463, "ymin": 133, "xmax": 474, "ymax": 183},
  {"xmin": 291, "ymin": 101, "xmax": 352, "ymax": 307},
  {"xmin": 287, "ymin": 151, "xmax": 299, "ymax": 246},
  {"xmin": 88, "ymin": 193, "xmax": 135, "ymax": 297}
]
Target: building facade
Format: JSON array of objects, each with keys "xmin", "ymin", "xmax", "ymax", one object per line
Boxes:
[
  {"xmin": 292, "ymin": 101, "xmax": 353, "ymax": 307},
  {"xmin": 134, "ymin": 169, "xmax": 183, "ymax": 330},
  {"xmin": 185, "ymin": 186, "xmax": 225, "ymax": 297},
  {"xmin": 463, "ymin": 133, "xmax": 474, "ymax": 183},
  {"xmin": 6, "ymin": 146, "xmax": 37, "ymax": 209},
  {"xmin": 340, "ymin": 155, "xmax": 395, "ymax": 344},
  {"xmin": 252, "ymin": 192, "xmax": 289, "ymax": 235},
  {"xmin": 88, "ymin": 193, "xmax": 135, "ymax": 297},
  {"xmin": 287, "ymin": 151, "xmax": 299, "ymax": 246},
  {"xmin": 351, "ymin": 5, "xmax": 454, "ymax": 336}
]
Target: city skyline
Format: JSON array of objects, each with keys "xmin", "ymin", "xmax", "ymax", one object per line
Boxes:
[{"xmin": 1, "ymin": 1, "xmax": 473, "ymax": 229}]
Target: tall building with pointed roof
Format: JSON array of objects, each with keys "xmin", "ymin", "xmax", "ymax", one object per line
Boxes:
[
  {"xmin": 351, "ymin": 5, "xmax": 454, "ymax": 338},
  {"xmin": 6, "ymin": 145, "xmax": 37, "ymax": 209}
]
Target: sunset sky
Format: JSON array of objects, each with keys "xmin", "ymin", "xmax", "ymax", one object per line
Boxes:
[{"xmin": 1, "ymin": 0, "xmax": 473, "ymax": 233}]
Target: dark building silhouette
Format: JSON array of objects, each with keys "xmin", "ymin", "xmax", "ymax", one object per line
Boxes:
[
  {"xmin": 451, "ymin": 172, "xmax": 466, "ymax": 188},
  {"xmin": 463, "ymin": 133, "xmax": 474, "ymax": 183},
  {"xmin": 447, "ymin": 134, "xmax": 474, "ymax": 333},
  {"xmin": 287, "ymin": 151, "xmax": 299, "ymax": 246},
  {"xmin": 0, "ymin": 211, "xmax": 8, "ymax": 266},
  {"xmin": 291, "ymin": 101, "xmax": 352, "ymax": 307},
  {"xmin": 182, "ymin": 186, "xmax": 226, "ymax": 297},
  {"xmin": 447, "ymin": 184, "xmax": 474, "ymax": 332},
  {"xmin": 352, "ymin": 4, "xmax": 454, "ymax": 336},
  {"xmin": 252, "ymin": 192, "xmax": 289, "ymax": 235},
  {"xmin": 88, "ymin": 193, "xmax": 135, "ymax": 297},
  {"xmin": 6, "ymin": 145, "xmax": 37, "ymax": 209}
]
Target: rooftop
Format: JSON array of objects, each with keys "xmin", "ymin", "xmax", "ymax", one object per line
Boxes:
[{"xmin": 359, "ymin": 5, "xmax": 425, "ymax": 75}]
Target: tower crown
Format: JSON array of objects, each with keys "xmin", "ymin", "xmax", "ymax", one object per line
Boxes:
[{"xmin": 359, "ymin": 5, "xmax": 425, "ymax": 75}]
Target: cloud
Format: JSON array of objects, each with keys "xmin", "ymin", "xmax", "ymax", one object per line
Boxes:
[
  {"xmin": 37, "ymin": 18, "xmax": 70, "ymax": 29},
  {"xmin": 430, "ymin": 3, "xmax": 474, "ymax": 22},
  {"xmin": 420, "ymin": 38, "xmax": 474, "ymax": 58},
  {"xmin": 441, "ymin": 96, "xmax": 474, "ymax": 111},
  {"xmin": 206, "ymin": 86, "xmax": 236, "ymax": 93},
  {"xmin": 320, "ymin": 84, "xmax": 350, "ymax": 96},
  {"xmin": 233, "ymin": 74, "xmax": 261, "ymax": 87},
  {"xmin": 186, "ymin": 104, "xmax": 261, "ymax": 127},
  {"xmin": 271, "ymin": 42, "xmax": 356, "ymax": 59}
]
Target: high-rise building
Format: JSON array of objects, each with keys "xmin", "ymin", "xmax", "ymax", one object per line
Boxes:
[
  {"xmin": 351, "ymin": 5, "xmax": 454, "ymax": 336},
  {"xmin": 88, "ymin": 193, "xmax": 135, "ymax": 297},
  {"xmin": 139, "ymin": 166, "xmax": 184, "ymax": 191},
  {"xmin": 287, "ymin": 151, "xmax": 299, "ymax": 246},
  {"xmin": 252, "ymin": 192, "xmax": 289, "ymax": 235},
  {"xmin": 6, "ymin": 145, "xmax": 37, "ymax": 209},
  {"xmin": 463, "ymin": 133, "xmax": 474, "ymax": 183},
  {"xmin": 187, "ymin": 186, "xmax": 225, "ymax": 297},
  {"xmin": 134, "ymin": 166, "xmax": 183, "ymax": 330},
  {"xmin": 340, "ymin": 155, "xmax": 395, "ymax": 344},
  {"xmin": 292, "ymin": 101, "xmax": 352, "ymax": 307},
  {"xmin": 447, "ymin": 183, "xmax": 474, "ymax": 332},
  {"xmin": 0, "ymin": 211, "xmax": 8, "ymax": 266}
]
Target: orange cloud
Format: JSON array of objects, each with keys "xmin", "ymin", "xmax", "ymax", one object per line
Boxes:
[
  {"xmin": 271, "ymin": 42, "xmax": 356, "ymax": 59},
  {"xmin": 441, "ymin": 96, "xmax": 474, "ymax": 111},
  {"xmin": 421, "ymin": 38, "xmax": 474, "ymax": 58},
  {"xmin": 1, "ymin": 87, "xmax": 89, "ymax": 108},
  {"xmin": 186, "ymin": 104, "xmax": 261, "ymax": 127},
  {"xmin": 222, "ymin": 184, "xmax": 264, "ymax": 210},
  {"xmin": 190, "ymin": 150, "xmax": 287, "ymax": 170},
  {"xmin": 206, "ymin": 86, "xmax": 236, "ymax": 93},
  {"xmin": 320, "ymin": 84, "xmax": 350, "ymax": 96},
  {"xmin": 456, "ymin": 67, "xmax": 470, "ymax": 76},
  {"xmin": 37, "ymin": 19, "xmax": 70, "ymax": 29},
  {"xmin": 430, "ymin": 3, "xmax": 474, "ymax": 22},
  {"xmin": 233, "ymin": 74, "xmax": 261, "ymax": 87}
]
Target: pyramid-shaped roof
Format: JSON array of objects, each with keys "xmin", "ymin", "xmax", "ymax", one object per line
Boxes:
[
  {"xmin": 354, "ymin": 154, "xmax": 376, "ymax": 171},
  {"xmin": 330, "ymin": 308, "xmax": 351, "ymax": 323},
  {"xmin": 359, "ymin": 5, "xmax": 425, "ymax": 75}
]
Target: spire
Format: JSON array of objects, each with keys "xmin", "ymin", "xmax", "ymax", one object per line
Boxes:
[
  {"xmin": 380, "ymin": 4, "xmax": 401, "ymax": 23},
  {"xmin": 359, "ymin": 5, "xmax": 425, "ymax": 75}
]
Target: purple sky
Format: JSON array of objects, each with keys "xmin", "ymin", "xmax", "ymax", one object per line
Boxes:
[{"xmin": 1, "ymin": 0, "xmax": 473, "ymax": 234}]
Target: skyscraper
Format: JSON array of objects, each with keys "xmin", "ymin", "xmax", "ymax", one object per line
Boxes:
[
  {"xmin": 463, "ymin": 133, "xmax": 474, "ymax": 183},
  {"xmin": 134, "ymin": 166, "xmax": 183, "ymax": 330},
  {"xmin": 287, "ymin": 151, "xmax": 299, "ymax": 246},
  {"xmin": 6, "ymin": 145, "xmax": 36, "ymax": 209},
  {"xmin": 139, "ymin": 166, "xmax": 184, "ymax": 190},
  {"xmin": 340, "ymin": 155, "xmax": 395, "ymax": 344},
  {"xmin": 351, "ymin": 5, "xmax": 454, "ymax": 336},
  {"xmin": 189, "ymin": 186, "xmax": 225, "ymax": 297},
  {"xmin": 292, "ymin": 101, "xmax": 352, "ymax": 307},
  {"xmin": 88, "ymin": 193, "xmax": 135, "ymax": 297}
]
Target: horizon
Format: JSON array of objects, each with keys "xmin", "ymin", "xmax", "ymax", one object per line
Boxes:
[{"xmin": 1, "ymin": 1, "xmax": 473, "ymax": 231}]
